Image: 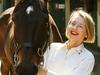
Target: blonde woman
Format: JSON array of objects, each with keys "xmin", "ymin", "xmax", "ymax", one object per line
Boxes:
[{"xmin": 38, "ymin": 10, "xmax": 95, "ymax": 75}]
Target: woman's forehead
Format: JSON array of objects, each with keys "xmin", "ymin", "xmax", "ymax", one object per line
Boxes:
[{"xmin": 71, "ymin": 15, "xmax": 85, "ymax": 25}]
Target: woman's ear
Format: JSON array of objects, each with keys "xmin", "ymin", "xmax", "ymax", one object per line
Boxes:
[{"xmin": 84, "ymin": 35, "xmax": 87, "ymax": 41}]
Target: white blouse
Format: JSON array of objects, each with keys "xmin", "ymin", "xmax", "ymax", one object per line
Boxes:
[{"xmin": 43, "ymin": 43, "xmax": 95, "ymax": 75}]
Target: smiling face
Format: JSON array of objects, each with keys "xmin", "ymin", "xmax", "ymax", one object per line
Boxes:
[{"xmin": 66, "ymin": 14, "xmax": 87, "ymax": 47}]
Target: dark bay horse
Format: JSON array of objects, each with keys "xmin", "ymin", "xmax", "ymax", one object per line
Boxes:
[{"xmin": 0, "ymin": 0, "xmax": 63, "ymax": 75}]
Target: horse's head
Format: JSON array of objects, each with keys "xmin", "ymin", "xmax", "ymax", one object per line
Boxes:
[{"xmin": 11, "ymin": 0, "xmax": 49, "ymax": 75}]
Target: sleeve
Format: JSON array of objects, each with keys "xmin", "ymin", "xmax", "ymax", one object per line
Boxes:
[
  {"xmin": 43, "ymin": 43, "xmax": 57, "ymax": 69},
  {"xmin": 43, "ymin": 43, "xmax": 58, "ymax": 75},
  {"xmin": 70, "ymin": 57, "xmax": 95, "ymax": 75}
]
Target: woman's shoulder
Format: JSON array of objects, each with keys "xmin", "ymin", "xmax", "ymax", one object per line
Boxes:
[
  {"xmin": 83, "ymin": 47, "xmax": 95, "ymax": 60},
  {"xmin": 44, "ymin": 42, "xmax": 64, "ymax": 58},
  {"xmin": 50, "ymin": 42, "xmax": 65, "ymax": 49}
]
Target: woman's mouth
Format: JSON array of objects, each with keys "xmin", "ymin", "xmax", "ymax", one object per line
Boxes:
[{"xmin": 71, "ymin": 31, "xmax": 78, "ymax": 35}]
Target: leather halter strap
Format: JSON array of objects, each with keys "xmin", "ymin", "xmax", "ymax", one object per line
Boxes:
[{"xmin": 13, "ymin": 37, "xmax": 49, "ymax": 66}]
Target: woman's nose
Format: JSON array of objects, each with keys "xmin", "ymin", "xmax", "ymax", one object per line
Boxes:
[{"xmin": 73, "ymin": 25, "xmax": 77, "ymax": 30}]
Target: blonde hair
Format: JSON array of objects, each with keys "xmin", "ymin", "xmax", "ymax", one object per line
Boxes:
[{"xmin": 67, "ymin": 10, "xmax": 95, "ymax": 43}]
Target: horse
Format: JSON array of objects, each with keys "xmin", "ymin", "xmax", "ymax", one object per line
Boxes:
[{"xmin": 0, "ymin": 0, "xmax": 63, "ymax": 75}]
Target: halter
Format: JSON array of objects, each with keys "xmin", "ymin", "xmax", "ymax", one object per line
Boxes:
[
  {"xmin": 12, "ymin": 37, "xmax": 49, "ymax": 66},
  {"xmin": 11, "ymin": 19, "xmax": 50, "ymax": 66},
  {"xmin": 11, "ymin": 0, "xmax": 50, "ymax": 67}
]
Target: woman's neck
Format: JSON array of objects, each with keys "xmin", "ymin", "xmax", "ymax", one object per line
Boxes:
[{"xmin": 66, "ymin": 40, "xmax": 83, "ymax": 49}]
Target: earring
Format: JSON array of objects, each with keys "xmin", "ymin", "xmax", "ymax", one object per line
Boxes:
[{"xmin": 84, "ymin": 36, "xmax": 87, "ymax": 41}]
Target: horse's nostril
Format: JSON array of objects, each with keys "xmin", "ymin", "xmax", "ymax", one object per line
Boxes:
[{"xmin": 16, "ymin": 64, "xmax": 38, "ymax": 75}]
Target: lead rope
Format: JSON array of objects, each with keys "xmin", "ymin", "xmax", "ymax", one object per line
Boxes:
[
  {"xmin": 38, "ymin": 15, "xmax": 51, "ymax": 69},
  {"xmin": 41, "ymin": 16, "xmax": 51, "ymax": 70}
]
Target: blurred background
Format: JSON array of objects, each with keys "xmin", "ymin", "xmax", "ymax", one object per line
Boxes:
[{"xmin": 0, "ymin": 0, "xmax": 100, "ymax": 75}]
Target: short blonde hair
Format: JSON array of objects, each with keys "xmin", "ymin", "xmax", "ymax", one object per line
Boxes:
[{"xmin": 67, "ymin": 10, "xmax": 95, "ymax": 43}]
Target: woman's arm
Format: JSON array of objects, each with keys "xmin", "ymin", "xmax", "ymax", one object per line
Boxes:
[
  {"xmin": 37, "ymin": 68, "xmax": 58, "ymax": 75},
  {"xmin": 37, "ymin": 68, "xmax": 47, "ymax": 75}
]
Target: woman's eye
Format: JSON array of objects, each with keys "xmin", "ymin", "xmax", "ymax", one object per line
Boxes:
[
  {"xmin": 71, "ymin": 22, "xmax": 76, "ymax": 26},
  {"xmin": 78, "ymin": 25, "xmax": 84, "ymax": 28}
]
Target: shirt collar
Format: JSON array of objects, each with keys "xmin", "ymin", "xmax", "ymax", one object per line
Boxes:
[
  {"xmin": 63, "ymin": 41, "xmax": 85, "ymax": 54},
  {"xmin": 71, "ymin": 44, "xmax": 84, "ymax": 54}
]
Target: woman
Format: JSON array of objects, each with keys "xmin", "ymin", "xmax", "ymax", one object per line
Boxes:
[{"xmin": 38, "ymin": 10, "xmax": 95, "ymax": 75}]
